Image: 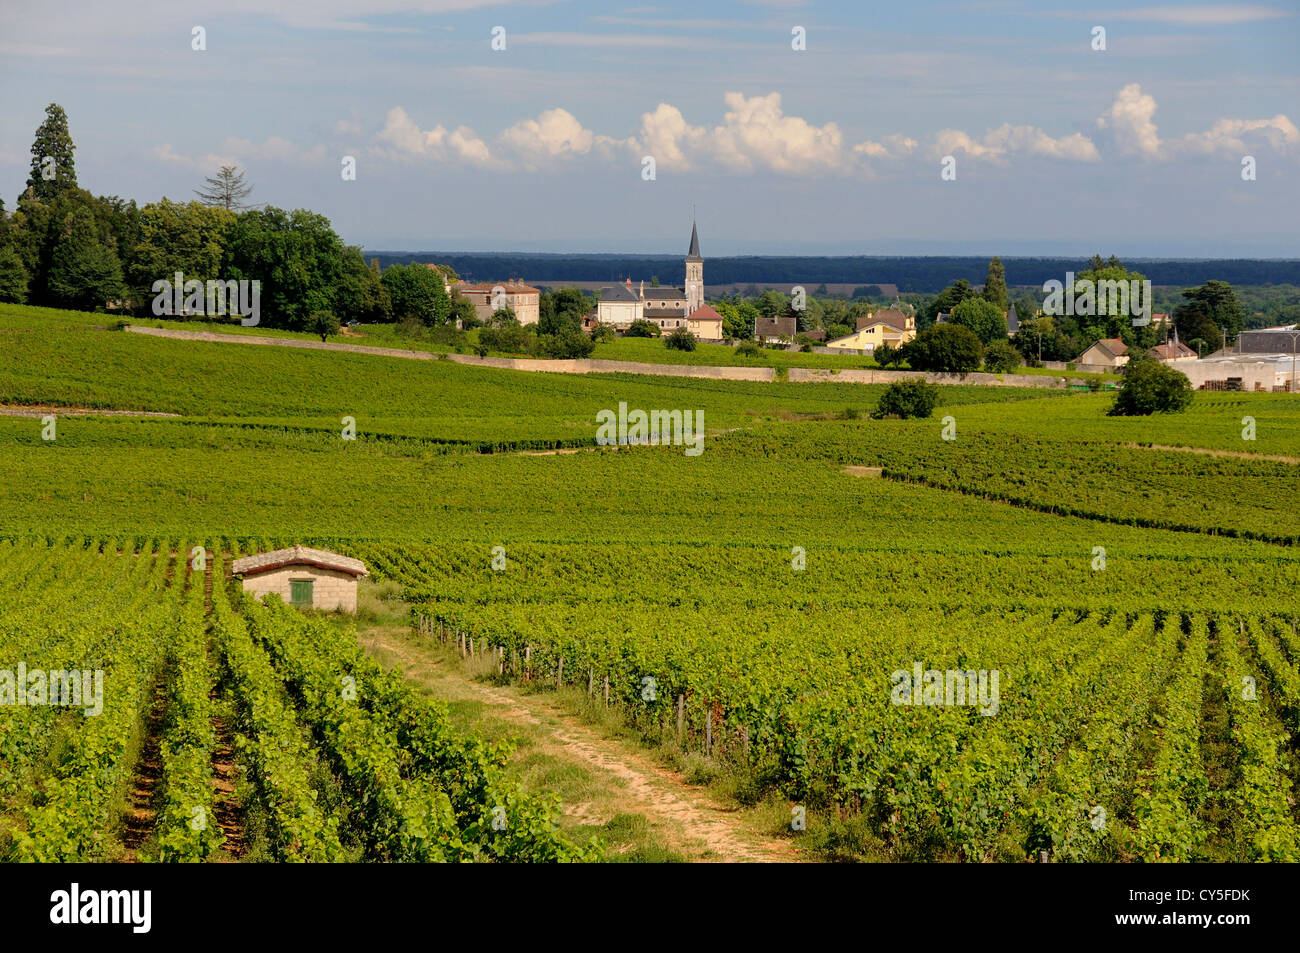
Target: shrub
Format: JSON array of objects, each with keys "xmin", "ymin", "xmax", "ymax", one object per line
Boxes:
[
  {"xmin": 873, "ymin": 379, "xmax": 940, "ymax": 419},
  {"xmin": 589, "ymin": 322, "xmax": 616, "ymax": 343},
  {"xmin": 478, "ymin": 323, "xmax": 535, "ymax": 355},
  {"xmin": 539, "ymin": 326, "xmax": 595, "ymax": 359},
  {"xmin": 1109, "ymin": 359, "xmax": 1193, "ymax": 416},
  {"xmin": 983, "ymin": 341, "xmax": 1023, "ymax": 373},
  {"xmin": 873, "ymin": 343, "xmax": 903, "ymax": 367},
  {"xmin": 734, "ymin": 340, "xmax": 762, "ymax": 359},
  {"xmin": 900, "ymin": 324, "xmax": 983, "ymax": 373},
  {"xmin": 665, "ymin": 327, "xmax": 697, "ymax": 351},
  {"xmin": 626, "ymin": 319, "xmax": 661, "ymax": 338}
]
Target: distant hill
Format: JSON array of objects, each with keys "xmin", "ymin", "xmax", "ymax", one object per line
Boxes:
[{"xmin": 371, "ymin": 252, "xmax": 1300, "ymax": 294}]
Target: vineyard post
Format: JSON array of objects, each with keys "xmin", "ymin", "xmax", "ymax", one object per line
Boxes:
[
  {"xmin": 603, "ymin": 675, "xmax": 609, "ymax": 707},
  {"xmin": 511, "ymin": 646, "xmax": 517, "ymax": 675},
  {"xmin": 525, "ymin": 645, "xmax": 531, "ymax": 680},
  {"xmin": 705, "ymin": 709, "xmax": 712, "ymax": 755},
  {"xmin": 469, "ymin": 636, "xmax": 475, "ymax": 657},
  {"xmin": 557, "ymin": 656, "xmax": 564, "ymax": 690},
  {"xmin": 741, "ymin": 725, "xmax": 750, "ymax": 759},
  {"xmin": 676, "ymin": 695, "xmax": 684, "ymax": 744},
  {"xmin": 588, "ymin": 668, "xmax": 594, "ymax": 697},
  {"xmin": 498, "ymin": 646, "xmax": 504, "ymax": 676}
]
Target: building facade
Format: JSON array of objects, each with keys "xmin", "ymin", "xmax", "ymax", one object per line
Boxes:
[
  {"xmin": 456, "ymin": 281, "xmax": 541, "ymax": 325},
  {"xmin": 232, "ymin": 546, "xmax": 370, "ymax": 614}
]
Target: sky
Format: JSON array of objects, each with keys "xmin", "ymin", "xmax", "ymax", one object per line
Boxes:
[{"xmin": 1, "ymin": 1, "xmax": 1298, "ymax": 256}]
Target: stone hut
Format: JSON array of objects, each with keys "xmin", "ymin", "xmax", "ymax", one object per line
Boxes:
[{"xmin": 231, "ymin": 546, "xmax": 369, "ymax": 613}]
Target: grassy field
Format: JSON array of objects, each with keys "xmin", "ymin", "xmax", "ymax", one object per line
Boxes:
[{"xmin": 1, "ymin": 302, "xmax": 1297, "ymax": 862}]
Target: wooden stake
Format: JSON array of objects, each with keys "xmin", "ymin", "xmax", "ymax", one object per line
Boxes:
[
  {"xmin": 603, "ymin": 676, "xmax": 609, "ymax": 706},
  {"xmin": 557, "ymin": 656, "xmax": 564, "ymax": 690},
  {"xmin": 705, "ymin": 708, "xmax": 712, "ymax": 754},
  {"xmin": 676, "ymin": 695, "xmax": 684, "ymax": 744}
]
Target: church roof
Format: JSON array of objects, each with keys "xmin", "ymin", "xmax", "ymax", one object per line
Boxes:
[{"xmin": 686, "ymin": 221, "xmax": 702, "ymax": 261}]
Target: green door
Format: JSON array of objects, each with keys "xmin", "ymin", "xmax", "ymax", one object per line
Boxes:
[{"xmin": 290, "ymin": 578, "xmax": 314, "ymax": 607}]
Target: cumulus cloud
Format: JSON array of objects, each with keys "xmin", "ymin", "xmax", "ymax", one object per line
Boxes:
[
  {"xmin": 852, "ymin": 134, "xmax": 918, "ymax": 161},
  {"xmin": 933, "ymin": 124, "xmax": 1100, "ymax": 162},
  {"xmin": 375, "ymin": 106, "xmax": 496, "ymax": 167},
  {"xmin": 1096, "ymin": 83, "xmax": 1297, "ymax": 160},
  {"xmin": 1097, "ymin": 83, "xmax": 1162, "ymax": 158},
  {"xmin": 707, "ymin": 92, "xmax": 845, "ymax": 174}
]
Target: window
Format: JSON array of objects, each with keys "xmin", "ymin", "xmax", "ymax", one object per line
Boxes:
[{"xmin": 290, "ymin": 578, "xmax": 314, "ymax": 607}]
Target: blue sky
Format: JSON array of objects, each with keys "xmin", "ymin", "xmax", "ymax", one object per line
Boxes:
[{"xmin": 1, "ymin": 1, "xmax": 1298, "ymax": 255}]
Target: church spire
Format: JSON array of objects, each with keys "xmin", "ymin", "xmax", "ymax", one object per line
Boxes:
[{"xmin": 686, "ymin": 220, "xmax": 701, "ymax": 261}]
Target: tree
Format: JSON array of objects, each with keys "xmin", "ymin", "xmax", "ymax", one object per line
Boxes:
[
  {"xmin": 665, "ymin": 327, "xmax": 697, "ymax": 351},
  {"xmin": 1174, "ymin": 280, "xmax": 1245, "ymax": 349},
  {"xmin": 0, "ymin": 246, "xmax": 30, "ymax": 303},
  {"xmin": 873, "ymin": 342, "xmax": 903, "ymax": 367},
  {"xmin": 27, "ymin": 104, "xmax": 78, "ymax": 203},
  {"xmin": 334, "ymin": 246, "xmax": 390, "ymax": 324},
  {"xmin": 223, "ymin": 207, "xmax": 348, "ymax": 330},
  {"xmin": 539, "ymin": 326, "xmax": 595, "ymax": 359},
  {"xmin": 873, "ymin": 379, "xmax": 940, "ymax": 419},
  {"xmin": 195, "ymin": 165, "xmax": 255, "ymax": 210},
  {"xmin": 308, "ymin": 309, "xmax": 340, "ymax": 341},
  {"xmin": 923, "ymin": 278, "xmax": 977, "ymax": 326},
  {"xmin": 128, "ymin": 199, "xmax": 236, "ymax": 307},
  {"xmin": 626, "ymin": 319, "xmax": 660, "ymax": 338},
  {"xmin": 380, "ymin": 261, "xmax": 451, "ymax": 327},
  {"xmin": 983, "ymin": 257, "xmax": 1007, "ymax": 311},
  {"xmin": 983, "ymin": 340, "xmax": 1022, "ymax": 373},
  {"xmin": 450, "ymin": 295, "xmax": 479, "ymax": 329},
  {"xmin": 46, "ymin": 206, "xmax": 124, "ymax": 311},
  {"xmin": 900, "ymin": 324, "xmax": 983, "ymax": 373},
  {"xmin": 949, "ymin": 297, "xmax": 1008, "ymax": 344},
  {"xmin": 541, "ymin": 287, "xmax": 587, "ymax": 335},
  {"xmin": 1109, "ymin": 359, "xmax": 1193, "ymax": 416}
]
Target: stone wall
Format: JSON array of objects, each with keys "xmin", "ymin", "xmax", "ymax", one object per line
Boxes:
[{"xmin": 240, "ymin": 565, "xmax": 360, "ymax": 613}]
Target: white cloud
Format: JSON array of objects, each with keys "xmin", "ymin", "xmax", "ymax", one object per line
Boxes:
[
  {"xmin": 707, "ymin": 92, "xmax": 845, "ymax": 174},
  {"xmin": 1096, "ymin": 83, "xmax": 1297, "ymax": 160},
  {"xmin": 1177, "ymin": 115, "xmax": 1300, "ymax": 155},
  {"xmin": 1097, "ymin": 83, "xmax": 1162, "ymax": 158},
  {"xmin": 933, "ymin": 124, "xmax": 1100, "ymax": 162},
  {"xmin": 375, "ymin": 106, "xmax": 496, "ymax": 167},
  {"xmin": 499, "ymin": 108, "xmax": 594, "ymax": 160},
  {"xmin": 852, "ymin": 134, "xmax": 918, "ymax": 160}
]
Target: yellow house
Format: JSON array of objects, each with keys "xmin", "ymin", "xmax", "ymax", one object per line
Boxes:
[{"xmin": 827, "ymin": 315, "xmax": 916, "ymax": 353}]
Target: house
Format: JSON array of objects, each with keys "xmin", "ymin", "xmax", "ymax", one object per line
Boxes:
[
  {"xmin": 1077, "ymin": 338, "xmax": 1129, "ymax": 369},
  {"xmin": 800, "ymin": 329, "xmax": 827, "ymax": 343},
  {"xmin": 755, "ymin": 315, "xmax": 797, "ymax": 343},
  {"xmin": 857, "ymin": 308, "xmax": 915, "ymax": 335},
  {"xmin": 596, "ymin": 280, "xmax": 644, "ymax": 328},
  {"xmin": 455, "ymin": 280, "xmax": 541, "ymax": 325},
  {"xmin": 685, "ymin": 304, "xmax": 725, "ymax": 341},
  {"xmin": 231, "ymin": 546, "xmax": 369, "ymax": 613},
  {"xmin": 832, "ymin": 310, "xmax": 917, "ymax": 352},
  {"xmin": 1149, "ymin": 340, "xmax": 1198, "ymax": 363}
]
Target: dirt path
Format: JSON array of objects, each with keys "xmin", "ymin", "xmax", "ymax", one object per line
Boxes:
[
  {"xmin": 119, "ymin": 681, "xmax": 166, "ymax": 860},
  {"xmin": 1120, "ymin": 442, "xmax": 1300, "ymax": 465},
  {"xmin": 362, "ymin": 628, "xmax": 798, "ymax": 863},
  {"xmin": 209, "ymin": 708, "xmax": 245, "ymax": 860}
]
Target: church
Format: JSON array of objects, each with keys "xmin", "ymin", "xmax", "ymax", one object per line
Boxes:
[{"xmin": 594, "ymin": 221, "xmax": 724, "ymax": 341}]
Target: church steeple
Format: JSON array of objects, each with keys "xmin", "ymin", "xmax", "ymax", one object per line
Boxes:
[{"xmin": 684, "ymin": 219, "xmax": 703, "ymax": 312}]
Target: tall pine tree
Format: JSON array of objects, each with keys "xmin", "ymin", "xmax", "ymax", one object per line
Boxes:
[
  {"xmin": 26, "ymin": 104, "xmax": 78, "ymax": 202},
  {"xmin": 983, "ymin": 256, "xmax": 1007, "ymax": 311}
]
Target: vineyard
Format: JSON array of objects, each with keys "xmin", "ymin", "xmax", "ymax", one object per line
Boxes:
[
  {"xmin": 1, "ymin": 302, "xmax": 1299, "ymax": 862},
  {"xmin": 0, "ymin": 540, "xmax": 595, "ymax": 862}
]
